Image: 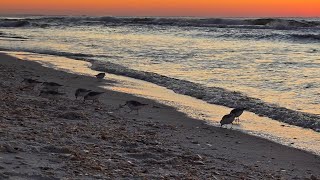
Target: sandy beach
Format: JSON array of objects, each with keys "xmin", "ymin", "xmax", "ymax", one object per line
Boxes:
[{"xmin": 0, "ymin": 52, "xmax": 319, "ymax": 179}]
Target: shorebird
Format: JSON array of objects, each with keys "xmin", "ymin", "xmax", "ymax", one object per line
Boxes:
[
  {"xmin": 42, "ymin": 82, "xmax": 63, "ymax": 91},
  {"xmin": 39, "ymin": 90, "xmax": 65, "ymax": 96},
  {"xmin": 21, "ymin": 78, "xmax": 42, "ymax": 90},
  {"xmin": 75, "ymin": 88, "xmax": 91, "ymax": 99},
  {"xmin": 84, "ymin": 92, "xmax": 104, "ymax": 103},
  {"xmin": 120, "ymin": 100, "xmax": 148, "ymax": 115},
  {"xmin": 220, "ymin": 113, "xmax": 236, "ymax": 129},
  {"xmin": 230, "ymin": 107, "xmax": 246, "ymax": 123},
  {"xmin": 95, "ymin": 73, "xmax": 105, "ymax": 81}
]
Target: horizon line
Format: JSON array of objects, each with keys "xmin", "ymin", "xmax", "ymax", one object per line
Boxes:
[{"xmin": 0, "ymin": 13, "xmax": 319, "ymax": 19}]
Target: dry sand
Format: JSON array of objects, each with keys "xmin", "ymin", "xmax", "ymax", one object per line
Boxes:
[{"xmin": 0, "ymin": 53, "xmax": 319, "ymax": 179}]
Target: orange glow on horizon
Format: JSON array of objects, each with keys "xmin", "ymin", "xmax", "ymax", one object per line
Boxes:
[{"xmin": 1, "ymin": 0, "xmax": 319, "ymax": 17}]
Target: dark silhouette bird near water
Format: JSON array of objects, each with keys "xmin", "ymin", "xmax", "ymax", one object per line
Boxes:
[
  {"xmin": 84, "ymin": 91, "xmax": 104, "ymax": 103},
  {"xmin": 95, "ymin": 73, "xmax": 105, "ymax": 81},
  {"xmin": 230, "ymin": 107, "xmax": 246, "ymax": 123},
  {"xmin": 220, "ymin": 113, "xmax": 236, "ymax": 129},
  {"xmin": 120, "ymin": 100, "xmax": 148, "ymax": 115},
  {"xmin": 42, "ymin": 82, "xmax": 63, "ymax": 91},
  {"xmin": 75, "ymin": 88, "xmax": 91, "ymax": 99},
  {"xmin": 21, "ymin": 78, "xmax": 42, "ymax": 90}
]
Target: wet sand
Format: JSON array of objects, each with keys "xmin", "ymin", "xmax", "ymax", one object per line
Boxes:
[{"xmin": 0, "ymin": 53, "xmax": 319, "ymax": 179}]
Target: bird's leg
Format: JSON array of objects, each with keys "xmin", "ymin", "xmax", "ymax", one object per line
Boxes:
[{"xmin": 230, "ymin": 123, "xmax": 233, "ymax": 129}]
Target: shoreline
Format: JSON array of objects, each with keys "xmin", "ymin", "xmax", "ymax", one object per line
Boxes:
[
  {"xmin": 1, "ymin": 53, "xmax": 319, "ymax": 179},
  {"xmin": 92, "ymin": 60, "xmax": 320, "ymax": 132},
  {"xmin": 2, "ymin": 48, "xmax": 319, "ymax": 132},
  {"xmin": 8, "ymin": 51, "xmax": 320, "ymax": 156}
]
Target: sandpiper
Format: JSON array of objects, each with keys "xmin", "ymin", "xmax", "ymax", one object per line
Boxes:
[
  {"xmin": 39, "ymin": 90, "xmax": 65, "ymax": 96},
  {"xmin": 42, "ymin": 82, "xmax": 63, "ymax": 91},
  {"xmin": 95, "ymin": 73, "xmax": 105, "ymax": 81},
  {"xmin": 120, "ymin": 100, "xmax": 148, "ymax": 115},
  {"xmin": 84, "ymin": 91, "xmax": 104, "ymax": 103},
  {"xmin": 75, "ymin": 88, "xmax": 91, "ymax": 99},
  {"xmin": 21, "ymin": 78, "xmax": 42, "ymax": 90},
  {"xmin": 220, "ymin": 113, "xmax": 236, "ymax": 129},
  {"xmin": 230, "ymin": 107, "xmax": 246, "ymax": 123}
]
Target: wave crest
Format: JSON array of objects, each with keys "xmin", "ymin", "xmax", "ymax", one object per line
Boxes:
[{"xmin": 1, "ymin": 17, "xmax": 319, "ymax": 30}]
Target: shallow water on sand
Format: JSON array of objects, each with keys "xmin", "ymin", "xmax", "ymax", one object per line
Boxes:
[{"xmin": 7, "ymin": 51, "xmax": 320, "ymax": 156}]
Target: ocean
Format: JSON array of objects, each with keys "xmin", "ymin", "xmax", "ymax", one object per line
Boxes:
[{"xmin": 0, "ymin": 16, "xmax": 320, "ymax": 132}]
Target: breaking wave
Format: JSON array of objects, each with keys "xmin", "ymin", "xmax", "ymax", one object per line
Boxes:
[
  {"xmin": 1, "ymin": 16, "xmax": 320, "ymax": 42},
  {"xmin": 0, "ymin": 19, "xmax": 30, "ymax": 27},
  {"xmin": 1, "ymin": 16, "xmax": 319, "ymax": 30}
]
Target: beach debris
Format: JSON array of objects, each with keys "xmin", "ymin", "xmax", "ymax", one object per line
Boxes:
[
  {"xmin": 229, "ymin": 107, "xmax": 246, "ymax": 123},
  {"xmin": 191, "ymin": 141, "xmax": 199, "ymax": 144},
  {"xmin": 75, "ymin": 88, "xmax": 91, "ymax": 99},
  {"xmin": 83, "ymin": 91, "xmax": 105, "ymax": 103},
  {"xmin": 0, "ymin": 143, "xmax": 18, "ymax": 153},
  {"xmin": 220, "ymin": 113, "xmax": 236, "ymax": 129},
  {"xmin": 193, "ymin": 160, "xmax": 205, "ymax": 165},
  {"xmin": 58, "ymin": 111, "xmax": 88, "ymax": 120},
  {"xmin": 119, "ymin": 100, "xmax": 148, "ymax": 115},
  {"xmin": 41, "ymin": 145, "xmax": 73, "ymax": 154},
  {"xmin": 212, "ymin": 175, "xmax": 219, "ymax": 180}
]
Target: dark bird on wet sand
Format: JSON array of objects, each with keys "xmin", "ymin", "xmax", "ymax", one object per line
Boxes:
[
  {"xmin": 84, "ymin": 92, "xmax": 104, "ymax": 103},
  {"xmin": 95, "ymin": 73, "xmax": 105, "ymax": 81},
  {"xmin": 220, "ymin": 113, "xmax": 236, "ymax": 128},
  {"xmin": 75, "ymin": 88, "xmax": 91, "ymax": 99},
  {"xmin": 42, "ymin": 82, "xmax": 63, "ymax": 91},
  {"xmin": 39, "ymin": 90, "xmax": 65, "ymax": 96},
  {"xmin": 21, "ymin": 78, "xmax": 42, "ymax": 89},
  {"xmin": 120, "ymin": 100, "xmax": 148, "ymax": 114},
  {"xmin": 230, "ymin": 107, "xmax": 246, "ymax": 123}
]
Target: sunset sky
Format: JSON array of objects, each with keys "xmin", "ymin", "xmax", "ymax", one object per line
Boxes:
[{"xmin": 1, "ymin": 0, "xmax": 320, "ymax": 17}]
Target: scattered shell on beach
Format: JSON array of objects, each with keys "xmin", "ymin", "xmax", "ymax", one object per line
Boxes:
[{"xmin": 58, "ymin": 111, "xmax": 88, "ymax": 120}]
